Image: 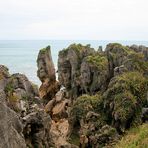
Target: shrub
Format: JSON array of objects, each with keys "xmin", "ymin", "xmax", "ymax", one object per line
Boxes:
[
  {"xmin": 115, "ymin": 124, "xmax": 148, "ymax": 148},
  {"xmin": 103, "ymin": 72, "xmax": 148, "ymax": 131},
  {"xmin": 86, "ymin": 54, "xmax": 108, "ymax": 71},
  {"xmin": 71, "ymin": 94, "xmax": 103, "ymax": 121}
]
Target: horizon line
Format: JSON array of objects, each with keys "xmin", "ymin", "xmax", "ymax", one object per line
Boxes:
[{"xmin": 0, "ymin": 39, "xmax": 148, "ymax": 42}]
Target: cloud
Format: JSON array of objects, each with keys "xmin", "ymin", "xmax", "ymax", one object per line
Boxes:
[{"xmin": 0, "ymin": 0, "xmax": 148, "ymax": 40}]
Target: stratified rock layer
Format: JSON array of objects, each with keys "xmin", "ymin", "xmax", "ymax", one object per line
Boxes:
[
  {"xmin": 0, "ymin": 91, "xmax": 26, "ymax": 148},
  {"xmin": 37, "ymin": 46, "xmax": 59, "ymax": 103},
  {"xmin": 0, "ymin": 43, "xmax": 148, "ymax": 148},
  {"xmin": 0, "ymin": 65, "xmax": 52, "ymax": 148},
  {"xmin": 58, "ymin": 43, "xmax": 148, "ymax": 147},
  {"xmin": 58, "ymin": 44, "xmax": 109, "ymax": 98}
]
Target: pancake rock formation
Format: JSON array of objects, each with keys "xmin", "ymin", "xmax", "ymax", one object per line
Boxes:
[{"xmin": 0, "ymin": 43, "xmax": 148, "ymax": 148}]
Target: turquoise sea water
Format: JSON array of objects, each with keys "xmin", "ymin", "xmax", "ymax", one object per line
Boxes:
[{"xmin": 0, "ymin": 40, "xmax": 148, "ymax": 85}]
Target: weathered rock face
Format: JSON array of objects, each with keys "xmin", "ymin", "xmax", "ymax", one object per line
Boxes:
[
  {"xmin": 0, "ymin": 65, "xmax": 53, "ymax": 148},
  {"xmin": 4, "ymin": 73, "xmax": 40, "ymax": 114},
  {"xmin": 37, "ymin": 46, "xmax": 59, "ymax": 103},
  {"xmin": 45, "ymin": 88, "xmax": 74, "ymax": 147},
  {"xmin": 58, "ymin": 43, "xmax": 148, "ymax": 147},
  {"xmin": 0, "ymin": 65, "xmax": 10, "ymax": 90},
  {"xmin": 58, "ymin": 44, "xmax": 108, "ymax": 98},
  {"xmin": 106, "ymin": 43, "xmax": 148, "ymax": 77},
  {"xmin": 37, "ymin": 46, "xmax": 55, "ymax": 82},
  {"xmin": 81, "ymin": 54, "xmax": 109, "ymax": 94},
  {"xmin": 0, "ymin": 42, "xmax": 148, "ymax": 148},
  {"xmin": 23, "ymin": 111, "xmax": 51, "ymax": 148},
  {"xmin": 0, "ymin": 90, "xmax": 26, "ymax": 148},
  {"xmin": 130, "ymin": 44, "xmax": 148, "ymax": 61}
]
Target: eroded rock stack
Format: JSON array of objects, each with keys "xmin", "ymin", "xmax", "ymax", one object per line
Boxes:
[
  {"xmin": 58, "ymin": 44, "xmax": 109, "ymax": 98},
  {"xmin": 37, "ymin": 46, "xmax": 59, "ymax": 103}
]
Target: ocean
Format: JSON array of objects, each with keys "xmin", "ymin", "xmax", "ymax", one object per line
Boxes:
[{"xmin": 0, "ymin": 40, "xmax": 148, "ymax": 85}]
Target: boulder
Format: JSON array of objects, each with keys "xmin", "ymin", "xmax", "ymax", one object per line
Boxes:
[
  {"xmin": 50, "ymin": 119, "xmax": 71, "ymax": 147},
  {"xmin": 52, "ymin": 99, "xmax": 69, "ymax": 120}
]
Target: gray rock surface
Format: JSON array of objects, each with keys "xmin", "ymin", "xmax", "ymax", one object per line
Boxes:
[
  {"xmin": 37, "ymin": 46, "xmax": 59, "ymax": 103},
  {"xmin": 0, "ymin": 65, "xmax": 52, "ymax": 148},
  {"xmin": 0, "ymin": 92, "xmax": 26, "ymax": 148},
  {"xmin": 58, "ymin": 44, "xmax": 108, "ymax": 98}
]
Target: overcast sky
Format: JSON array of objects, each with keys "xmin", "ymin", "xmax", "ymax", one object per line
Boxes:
[{"xmin": 0, "ymin": 0, "xmax": 148, "ymax": 40}]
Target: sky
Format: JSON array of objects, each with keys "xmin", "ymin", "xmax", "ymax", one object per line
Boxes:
[{"xmin": 0, "ymin": 0, "xmax": 148, "ymax": 40}]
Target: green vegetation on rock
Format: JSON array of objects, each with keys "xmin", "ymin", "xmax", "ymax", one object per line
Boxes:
[
  {"xmin": 68, "ymin": 130, "xmax": 80, "ymax": 146},
  {"xmin": 40, "ymin": 46, "xmax": 50, "ymax": 54},
  {"xmin": 86, "ymin": 54, "xmax": 108, "ymax": 70},
  {"xmin": 59, "ymin": 43, "xmax": 83, "ymax": 55},
  {"xmin": 106, "ymin": 43, "xmax": 130, "ymax": 54},
  {"xmin": 103, "ymin": 71, "xmax": 148, "ymax": 131},
  {"xmin": 4, "ymin": 83, "xmax": 14, "ymax": 94},
  {"xmin": 71, "ymin": 94, "xmax": 103, "ymax": 121},
  {"xmin": 115, "ymin": 124, "xmax": 148, "ymax": 148},
  {"xmin": 124, "ymin": 51, "xmax": 148, "ymax": 73}
]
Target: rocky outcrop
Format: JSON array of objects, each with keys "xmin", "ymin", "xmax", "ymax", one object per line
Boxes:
[
  {"xmin": 4, "ymin": 73, "xmax": 40, "ymax": 114},
  {"xmin": 0, "ymin": 42, "xmax": 148, "ymax": 148},
  {"xmin": 45, "ymin": 88, "xmax": 73, "ymax": 147},
  {"xmin": 0, "ymin": 65, "xmax": 10, "ymax": 90},
  {"xmin": 57, "ymin": 43, "xmax": 148, "ymax": 147},
  {"xmin": 37, "ymin": 46, "xmax": 59, "ymax": 103},
  {"xmin": 130, "ymin": 44, "xmax": 148, "ymax": 61},
  {"xmin": 58, "ymin": 44, "xmax": 108, "ymax": 98},
  {"xmin": 106, "ymin": 43, "xmax": 148, "ymax": 77},
  {"xmin": 23, "ymin": 111, "xmax": 51, "ymax": 148},
  {"xmin": 0, "ymin": 65, "xmax": 52, "ymax": 148},
  {"xmin": 0, "ymin": 90, "xmax": 26, "ymax": 148}
]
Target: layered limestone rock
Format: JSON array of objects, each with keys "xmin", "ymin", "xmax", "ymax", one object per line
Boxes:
[
  {"xmin": 58, "ymin": 43, "xmax": 148, "ymax": 147},
  {"xmin": 0, "ymin": 65, "xmax": 10, "ymax": 90},
  {"xmin": 4, "ymin": 73, "xmax": 40, "ymax": 114},
  {"xmin": 58, "ymin": 44, "xmax": 108, "ymax": 98},
  {"xmin": 37, "ymin": 46, "xmax": 75, "ymax": 147},
  {"xmin": 1, "ymin": 42, "xmax": 148, "ymax": 148},
  {"xmin": 37, "ymin": 46, "xmax": 59, "ymax": 103},
  {"xmin": 0, "ymin": 91, "xmax": 26, "ymax": 148},
  {"xmin": 106, "ymin": 43, "xmax": 148, "ymax": 77},
  {"xmin": 0, "ymin": 65, "xmax": 52, "ymax": 148}
]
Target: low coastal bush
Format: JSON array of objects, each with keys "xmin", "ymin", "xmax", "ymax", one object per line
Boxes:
[
  {"xmin": 71, "ymin": 94, "xmax": 103, "ymax": 121},
  {"xmin": 103, "ymin": 71, "xmax": 148, "ymax": 132},
  {"xmin": 86, "ymin": 54, "xmax": 108, "ymax": 71},
  {"xmin": 115, "ymin": 123, "xmax": 148, "ymax": 148}
]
